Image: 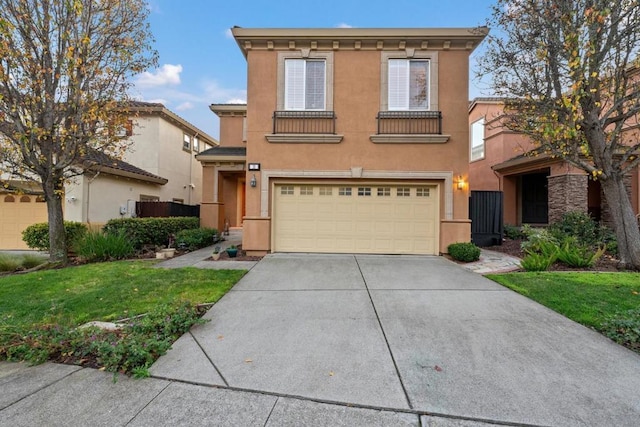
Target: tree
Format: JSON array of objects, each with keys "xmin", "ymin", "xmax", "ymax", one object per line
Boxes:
[
  {"xmin": 478, "ymin": 0, "xmax": 640, "ymax": 269},
  {"xmin": 0, "ymin": 0, "xmax": 157, "ymax": 263}
]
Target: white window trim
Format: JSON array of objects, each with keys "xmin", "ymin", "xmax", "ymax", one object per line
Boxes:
[
  {"xmin": 277, "ymin": 51, "xmax": 334, "ymax": 111},
  {"xmin": 470, "ymin": 117, "xmax": 486, "ymax": 162},
  {"xmin": 380, "ymin": 51, "xmax": 438, "ymax": 112}
]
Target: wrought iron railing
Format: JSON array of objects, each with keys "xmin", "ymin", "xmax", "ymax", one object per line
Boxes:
[
  {"xmin": 376, "ymin": 111, "xmax": 442, "ymax": 135},
  {"xmin": 273, "ymin": 111, "xmax": 336, "ymax": 134}
]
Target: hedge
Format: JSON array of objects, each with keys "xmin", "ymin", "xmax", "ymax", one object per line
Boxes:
[
  {"xmin": 103, "ymin": 217, "xmax": 200, "ymax": 249},
  {"xmin": 22, "ymin": 222, "xmax": 88, "ymax": 252}
]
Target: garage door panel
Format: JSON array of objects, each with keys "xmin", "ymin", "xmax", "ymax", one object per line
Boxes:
[
  {"xmin": 273, "ymin": 184, "xmax": 439, "ymax": 255},
  {"xmin": 1, "ymin": 194, "xmax": 48, "ymax": 250}
]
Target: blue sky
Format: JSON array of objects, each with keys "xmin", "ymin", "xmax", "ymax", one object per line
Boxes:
[{"xmin": 133, "ymin": 0, "xmax": 496, "ymax": 139}]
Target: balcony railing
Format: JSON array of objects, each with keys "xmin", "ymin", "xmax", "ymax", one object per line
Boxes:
[
  {"xmin": 273, "ymin": 111, "xmax": 336, "ymax": 134},
  {"xmin": 376, "ymin": 111, "xmax": 442, "ymax": 135}
]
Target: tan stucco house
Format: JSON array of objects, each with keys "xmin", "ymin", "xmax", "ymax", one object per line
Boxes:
[
  {"xmin": 197, "ymin": 27, "xmax": 488, "ymax": 255},
  {"xmin": 468, "ymin": 97, "xmax": 640, "ymax": 226}
]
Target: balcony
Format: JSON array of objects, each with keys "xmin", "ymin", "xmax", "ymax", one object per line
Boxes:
[
  {"xmin": 266, "ymin": 111, "xmax": 343, "ymax": 143},
  {"xmin": 370, "ymin": 111, "xmax": 450, "ymax": 144}
]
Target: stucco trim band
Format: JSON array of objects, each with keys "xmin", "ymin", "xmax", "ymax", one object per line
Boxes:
[
  {"xmin": 265, "ymin": 134, "xmax": 344, "ymax": 143},
  {"xmin": 369, "ymin": 134, "xmax": 450, "ymax": 144},
  {"xmin": 260, "ymin": 169, "xmax": 454, "ymax": 220}
]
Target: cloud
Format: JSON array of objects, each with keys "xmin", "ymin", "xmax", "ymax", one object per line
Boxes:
[
  {"xmin": 224, "ymin": 28, "xmax": 234, "ymax": 39},
  {"xmin": 135, "ymin": 64, "xmax": 183, "ymax": 88},
  {"xmin": 226, "ymin": 98, "xmax": 246, "ymax": 104},
  {"xmin": 175, "ymin": 101, "xmax": 194, "ymax": 111},
  {"xmin": 203, "ymin": 80, "xmax": 247, "ymax": 104},
  {"xmin": 335, "ymin": 23, "xmax": 353, "ymax": 28}
]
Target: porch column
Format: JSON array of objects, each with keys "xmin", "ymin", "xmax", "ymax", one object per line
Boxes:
[{"xmin": 547, "ymin": 173, "xmax": 588, "ymax": 223}]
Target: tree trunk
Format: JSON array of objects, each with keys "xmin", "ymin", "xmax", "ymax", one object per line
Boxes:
[
  {"xmin": 600, "ymin": 176, "xmax": 640, "ymax": 270},
  {"xmin": 42, "ymin": 176, "xmax": 68, "ymax": 264}
]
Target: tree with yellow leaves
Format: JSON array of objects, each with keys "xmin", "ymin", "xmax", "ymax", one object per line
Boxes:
[
  {"xmin": 479, "ymin": 0, "xmax": 640, "ymax": 269},
  {"xmin": 0, "ymin": 0, "xmax": 157, "ymax": 263}
]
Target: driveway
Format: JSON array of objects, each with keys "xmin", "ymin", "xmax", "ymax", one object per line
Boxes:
[{"xmin": 151, "ymin": 253, "xmax": 640, "ymax": 426}]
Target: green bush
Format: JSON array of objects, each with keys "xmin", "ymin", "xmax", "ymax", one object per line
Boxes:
[
  {"xmin": 601, "ymin": 309, "xmax": 640, "ymax": 353},
  {"xmin": 520, "ymin": 252, "xmax": 556, "ymax": 271},
  {"xmin": 548, "ymin": 211, "xmax": 602, "ymax": 248},
  {"xmin": 21, "ymin": 221, "xmax": 87, "ymax": 252},
  {"xmin": 74, "ymin": 230, "xmax": 135, "ymax": 262},
  {"xmin": 447, "ymin": 242, "xmax": 481, "ymax": 262},
  {"xmin": 520, "ymin": 227, "xmax": 558, "ymax": 254},
  {"xmin": 0, "ymin": 255, "xmax": 21, "ymax": 272},
  {"xmin": 556, "ymin": 238, "xmax": 606, "ymax": 268},
  {"xmin": 20, "ymin": 254, "xmax": 46, "ymax": 269},
  {"xmin": 103, "ymin": 217, "xmax": 199, "ymax": 249},
  {"xmin": 175, "ymin": 228, "xmax": 219, "ymax": 251},
  {"xmin": 504, "ymin": 224, "xmax": 524, "ymax": 240}
]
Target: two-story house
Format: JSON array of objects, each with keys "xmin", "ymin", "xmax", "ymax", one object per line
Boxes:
[
  {"xmin": 469, "ymin": 97, "xmax": 640, "ymax": 226},
  {"xmin": 198, "ymin": 27, "xmax": 488, "ymax": 255}
]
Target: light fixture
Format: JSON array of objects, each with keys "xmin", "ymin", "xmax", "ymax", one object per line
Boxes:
[
  {"xmin": 457, "ymin": 175, "xmax": 465, "ymax": 190},
  {"xmin": 250, "ymin": 174, "xmax": 257, "ymax": 188}
]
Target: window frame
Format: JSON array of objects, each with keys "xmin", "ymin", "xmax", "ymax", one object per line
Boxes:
[
  {"xmin": 388, "ymin": 59, "xmax": 430, "ymax": 111},
  {"xmin": 470, "ymin": 117, "xmax": 486, "ymax": 162},
  {"xmin": 183, "ymin": 134, "xmax": 191, "ymax": 152},
  {"xmin": 380, "ymin": 50, "xmax": 438, "ymax": 112},
  {"xmin": 277, "ymin": 51, "xmax": 334, "ymax": 111},
  {"xmin": 284, "ymin": 58, "xmax": 326, "ymax": 111}
]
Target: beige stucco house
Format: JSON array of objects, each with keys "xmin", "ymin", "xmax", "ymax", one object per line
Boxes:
[
  {"xmin": 198, "ymin": 27, "xmax": 488, "ymax": 255},
  {"xmin": 0, "ymin": 102, "xmax": 216, "ymax": 249}
]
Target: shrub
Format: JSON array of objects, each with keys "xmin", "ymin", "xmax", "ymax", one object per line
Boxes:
[
  {"xmin": 22, "ymin": 221, "xmax": 87, "ymax": 252},
  {"xmin": 175, "ymin": 228, "xmax": 219, "ymax": 251},
  {"xmin": 74, "ymin": 231, "xmax": 135, "ymax": 262},
  {"xmin": 520, "ymin": 252, "xmax": 556, "ymax": 271},
  {"xmin": 20, "ymin": 254, "xmax": 46, "ymax": 269},
  {"xmin": 520, "ymin": 228, "xmax": 558, "ymax": 254},
  {"xmin": 601, "ymin": 309, "xmax": 640, "ymax": 353},
  {"xmin": 103, "ymin": 217, "xmax": 199, "ymax": 249},
  {"xmin": 556, "ymin": 238, "xmax": 606, "ymax": 268},
  {"xmin": 447, "ymin": 242, "xmax": 481, "ymax": 262},
  {"xmin": 548, "ymin": 211, "xmax": 602, "ymax": 248},
  {"xmin": 504, "ymin": 224, "xmax": 524, "ymax": 240}
]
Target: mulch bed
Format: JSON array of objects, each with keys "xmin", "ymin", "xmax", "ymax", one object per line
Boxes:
[{"xmin": 485, "ymin": 238, "xmax": 623, "ymax": 272}]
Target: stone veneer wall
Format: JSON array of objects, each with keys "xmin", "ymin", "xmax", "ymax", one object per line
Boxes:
[
  {"xmin": 600, "ymin": 173, "xmax": 633, "ymax": 227},
  {"xmin": 547, "ymin": 174, "xmax": 588, "ymax": 224}
]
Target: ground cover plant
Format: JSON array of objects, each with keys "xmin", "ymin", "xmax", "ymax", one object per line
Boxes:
[
  {"xmin": 0, "ymin": 253, "xmax": 47, "ymax": 273},
  {"xmin": 487, "ymin": 272, "xmax": 640, "ymax": 353},
  {"xmin": 0, "ymin": 260, "xmax": 246, "ymax": 375}
]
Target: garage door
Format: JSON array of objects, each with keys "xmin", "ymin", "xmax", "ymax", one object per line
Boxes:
[
  {"xmin": 0, "ymin": 194, "xmax": 48, "ymax": 250},
  {"xmin": 273, "ymin": 184, "xmax": 439, "ymax": 254}
]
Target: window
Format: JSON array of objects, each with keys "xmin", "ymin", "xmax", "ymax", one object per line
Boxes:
[
  {"xmin": 183, "ymin": 134, "xmax": 191, "ymax": 151},
  {"xmin": 300, "ymin": 186, "xmax": 313, "ymax": 195},
  {"xmin": 416, "ymin": 188, "xmax": 430, "ymax": 197},
  {"xmin": 285, "ymin": 59, "xmax": 326, "ymax": 110},
  {"xmin": 357, "ymin": 187, "xmax": 372, "ymax": 196},
  {"xmin": 377, "ymin": 187, "xmax": 391, "ymax": 197},
  {"xmin": 3, "ymin": 195, "xmax": 15, "ymax": 202},
  {"xmin": 338, "ymin": 187, "xmax": 352, "ymax": 196},
  {"xmin": 20, "ymin": 195, "xmax": 31, "ymax": 202},
  {"xmin": 470, "ymin": 117, "xmax": 485, "ymax": 161},
  {"xmin": 388, "ymin": 59, "xmax": 429, "ymax": 110},
  {"xmin": 280, "ymin": 186, "xmax": 294, "ymax": 195},
  {"xmin": 140, "ymin": 194, "xmax": 159, "ymax": 202},
  {"xmin": 193, "ymin": 137, "xmax": 199, "ymax": 153},
  {"xmin": 397, "ymin": 187, "xmax": 410, "ymax": 197},
  {"xmin": 319, "ymin": 187, "xmax": 332, "ymax": 196}
]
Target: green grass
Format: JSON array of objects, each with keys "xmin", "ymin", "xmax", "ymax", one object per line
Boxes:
[
  {"xmin": 487, "ymin": 272, "xmax": 640, "ymax": 328},
  {"xmin": 0, "ymin": 260, "xmax": 246, "ymax": 329}
]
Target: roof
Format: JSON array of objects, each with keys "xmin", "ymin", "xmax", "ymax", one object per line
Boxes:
[
  {"xmin": 210, "ymin": 104, "xmax": 247, "ymax": 117},
  {"xmin": 82, "ymin": 150, "xmax": 168, "ymax": 185},
  {"xmin": 196, "ymin": 146, "xmax": 246, "ymax": 163},
  {"xmin": 123, "ymin": 101, "xmax": 218, "ymax": 147},
  {"xmin": 468, "ymin": 97, "xmax": 509, "ymax": 113},
  {"xmin": 231, "ymin": 27, "xmax": 489, "ymax": 58}
]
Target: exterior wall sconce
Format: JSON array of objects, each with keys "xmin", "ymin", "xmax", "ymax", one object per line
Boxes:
[
  {"xmin": 457, "ymin": 175, "xmax": 465, "ymax": 190},
  {"xmin": 250, "ymin": 174, "xmax": 257, "ymax": 188}
]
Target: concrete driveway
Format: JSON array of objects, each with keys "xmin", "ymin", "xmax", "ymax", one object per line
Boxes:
[{"xmin": 151, "ymin": 253, "xmax": 640, "ymax": 426}]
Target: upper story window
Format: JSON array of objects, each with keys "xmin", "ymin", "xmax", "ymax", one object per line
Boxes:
[
  {"xmin": 388, "ymin": 59, "xmax": 429, "ymax": 110},
  {"xmin": 470, "ymin": 117, "xmax": 485, "ymax": 161},
  {"xmin": 183, "ymin": 134, "xmax": 191, "ymax": 151},
  {"xmin": 285, "ymin": 59, "xmax": 326, "ymax": 110},
  {"xmin": 193, "ymin": 136, "xmax": 199, "ymax": 152}
]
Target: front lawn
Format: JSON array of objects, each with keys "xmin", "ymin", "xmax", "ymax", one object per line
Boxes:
[
  {"xmin": 488, "ymin": 272, "xmax": 640, "ymax": 353},
  {"xmin": 0, "ymin": 260, "xmax": 246, "ymax": 374}
]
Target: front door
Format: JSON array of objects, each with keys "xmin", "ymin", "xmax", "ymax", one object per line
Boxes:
[{"xmin": 521, "ymin": 172, "xmax": 548, "ymax": 224}]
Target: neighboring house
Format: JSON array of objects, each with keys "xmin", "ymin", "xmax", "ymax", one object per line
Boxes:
[
  {"xmin": 198, "ymin": 27, "xmax": 488, "ymax": 255},
  {"xmin": 468, "ymin": 97, "xmax": 640, "ymax": 226},
  {"xmin": 0, "ymin": 102, "xmax": 217, "ymax": 249},
  {"xmin": 64, "ymin": 101, "xmax": 217, "ymax": 228}
]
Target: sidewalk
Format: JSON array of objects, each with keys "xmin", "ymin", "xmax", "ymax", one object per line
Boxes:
[{"xmin": 461, "ymin": 248, "xmax": 521, "ymax": 274}]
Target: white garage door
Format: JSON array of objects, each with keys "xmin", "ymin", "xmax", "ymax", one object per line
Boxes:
[
  {"xmin": 273, "ymin": 183, "xmax": 439, "ymax": 255},
  {"xmin": 0, "ymin": 194, "xmax": 48, "ymax": 250}
]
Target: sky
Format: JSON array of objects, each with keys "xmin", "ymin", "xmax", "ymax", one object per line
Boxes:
[{"xmin": 133, "ymin": 0, "xmax": 498, "ymax": 140}]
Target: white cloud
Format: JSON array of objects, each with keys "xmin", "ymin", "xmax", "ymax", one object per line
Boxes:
[
  {"xmin": 335, "ymin": 23, "xmax": 353, "ymax": 28},
  {"xmin": 203, "ymin": 80, "xmax": 247, "ymax": 104},
  {"xmin": 226, "ymin": 98, "xmax": 246, "ymax": 104},
  {"xmin": 135, "ymin": 64, "xmax": 183, "ymax": 88},
  {"xmin": 225, "ymin": 28, "xmax": 234, "ymax": 39},
  {"xmin": 175, "ymin": 101, "xmax": 194, "ymax": 111},
  {"xmin": 145, "ymin": 98, "xmax": 168, "ymax": 105}
]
